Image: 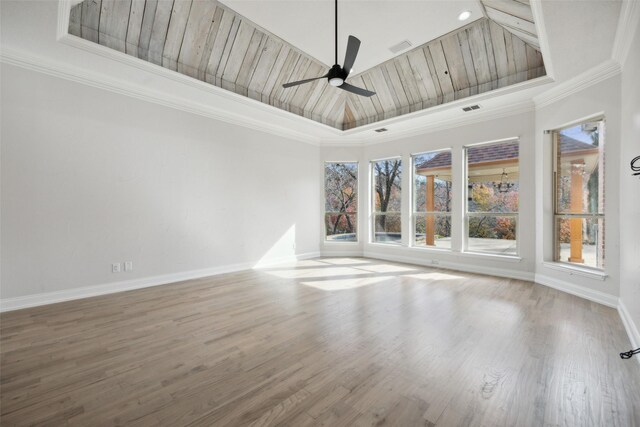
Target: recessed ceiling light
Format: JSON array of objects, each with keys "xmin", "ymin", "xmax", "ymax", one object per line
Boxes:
[{"xmin": 458, "ymin": 10, "xmax": 472, "ymax": 21}]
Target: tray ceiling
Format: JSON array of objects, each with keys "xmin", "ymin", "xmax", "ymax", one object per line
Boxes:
[{"xmin": 68, "ymin": 0, "xmax": 545, "ymax": 131}]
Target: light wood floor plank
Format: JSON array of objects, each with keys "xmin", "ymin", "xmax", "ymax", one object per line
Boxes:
[{"xmin": 1, "ymin": 258, "xmax": 639, "ymax": 426}]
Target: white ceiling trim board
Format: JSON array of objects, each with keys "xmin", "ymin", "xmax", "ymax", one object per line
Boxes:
[
  {"xmin": 529, "ymin": 0, "xmax": 554, "ymax": 79},
  {"xmin": 0, "ymin": 47, "xmax": 323, "ymax": 146},
  {"xmin": 612, "ymin": 0, "xmax": 640, "ymax": 70},
  {"xmin": 533, "ymin": 59, "xmax": 621, "ymax": 109},
  {"xmin": 358, "ymin": 100, "xmax": 536, "ymax": 146}
]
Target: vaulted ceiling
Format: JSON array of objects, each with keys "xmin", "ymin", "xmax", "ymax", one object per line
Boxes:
[{"xmin": 68, "ymin": 0, "xmax": 545, "ymax": 131}]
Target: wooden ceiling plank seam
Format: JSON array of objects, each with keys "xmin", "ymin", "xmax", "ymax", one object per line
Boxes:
[
  {"xmin": 481, "ymin": 20, "xmax": 499, "ymax": 84},
  {"xmin": 234, "ymin": 30, "xmax": 266, "ymax": 96},
  {"xmin": 261, "ymin": 45, "xmax": 291, "ymax": 104},
  {"xmin": 219, "ymin": 19, "xmax": 255, "ymax": 87},
  {"xmin": 500, "ymin": 25, "xmax": 540, "ymax": 49},
  {"xmin": 204, "ymin": 10, "xmax": 235, "ymax": 83},
  {"xmin": 343, "ymin": 99, "xmax": 356, "ymax": 130},
  {"xmin": 214, "ymin": 15, "xmax": 241, "ymax": 85},
  {"xmin": 162, "ymin": 0, "xmax": 193, "ymax": 71},
  {"xmin": 126, "ymin": 0, "xmax": 146, "ymax": 57},
  {"xmin": 137, "ymin": 0, "xmax": 158, "ymax": 60},
  {"xmin": 406, "ymin": 48, "xmax": 437, "ymax": 100},
  {"xmin": 268, "ymin": 50, "xmax": 301, "ymax": 105},
  {"xmin": 429, "ymin": 42, "xmax": 455, "ymax": 103},
  {"xmin": 440, "ymin": 33, "xmax": 469, "ymax": 92},
  {"xmin": 248, "ymin": 39, "xmax": 284, "ymax": 100},
  {"xmin": 147, "ymin": 0, "xmax": 174, "ymax": 66},
  {"xmin": 281, "ymin": 57, "xmax": 312, "ymax": 105},
  {"xmin": 99, "ymin": 0, "xmax": 133, "ymax": 53},
  {"xmin": 503, "ymin": 25, "xmax": 518, "ymax": 82},
  {"xmin": 525, "ymin": 44, "xmax": 542, "ymax": 79},
  {"xmin": 511, "ymin": 33, "xmax": 528, "ymax": 75},
  {"xmin": 239, "ymin": 32, "xmax": 269, "ymax": 95},
  {"xmin": 392, "ymin": 57, "xmax": 420, "ymax": 107},
  {"xmin": 467, "ymin": 23, "xmax": 492, "ymax": 85},
  {"xmin": 302, "ymin": 80, "xmax": 330, "ymax": 117},
  {"xmin": 69, "ymin": 4, "xmax": 82, "ymax": 37},
  {"xmin": 321, "ymin": 92, "xmax": 345, "ymax": 126},
  {"xmin": 488, "ymin": 20, "xmax": 509, "ymax": 78},
  {"xmin": 290, "ymin": 62, "xmax": 324, "ymax": 109},
  {"xmin": 423, "ymin": 45, "xmax": 445, "ymax": 102},
  {"xmin": 360, "ymin": 74, "xmax": 384, "ymax": 115},
  {"xmin": 457, "ymin": 29, "xmax": 479, "ymax": 88},
  {"xmin": 482, "ymin": 0, "xmax": 534, "ymax": 22},
  {"xmin": 309, "ymin": 85, "xmax": 336, "ymax": 118},
  {"xmin": 369, "ymin": 68, "xmax": 397, "ymax": 112},
  {"xmin": 346, "ymin": 92, "xmax": 365, "ymax": 124},
  {"xmin": 81, "ymin": 0, "xmax": 102, "ymax": 44},
  {"xmin": 196, "ymin": 6, "xmax": 224, "ymax": 81},
  {"xmin": 177, "ymin": 1, "xmax": 218, "ymax": 79},
  {"xmin": 383, "ymin": 62, "xmax": 410, "ymax": 110}
]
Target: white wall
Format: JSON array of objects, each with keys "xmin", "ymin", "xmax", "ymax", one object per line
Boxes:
[
  {"xmin": 535, "ymin": 75, "xmax": 621, "ymax": 301},
  {"xmin": 619, "ymin": 20, "xmax": 640, "ymax": 342},
  {"xmin": 0, "ymin": 64, "xmax": 320, "ymax": 301},
  {"xmin": 320, "ymin": 111, "xmax": 537, "ymax": 281}
]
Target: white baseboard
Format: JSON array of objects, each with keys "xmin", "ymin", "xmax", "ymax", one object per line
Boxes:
[
  {"xmin": 618, "ymin": 299, "xmax": 640, "ymax": 364},
  {"xmin": 534, "ymin": 273, "xmax": 618, "ymax": 308},
  {"xmin": 362, "ymin": 250, "xmax": 535, "ymax": 282},
  {"xmin": 0, "ymin": 252, "xmax": 320, "ymax": 312}
]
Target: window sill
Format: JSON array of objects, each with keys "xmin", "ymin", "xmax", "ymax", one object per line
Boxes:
[
  {"xmin": 408, "ymin": 245, "xmax": 452, "ymax": 253},
  {"xmin": 459, "ymin": 251, "xmax": 522, "ymax": 263},
  {"xmin": 368, "ymin": 242, "xmax": 404, "ymax": 247},
  {"xmin": 542, "ymin": 262, "xmax": 608, "ymax": 281}
]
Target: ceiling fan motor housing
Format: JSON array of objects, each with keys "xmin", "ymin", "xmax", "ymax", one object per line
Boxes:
[{"xmin": 328, "ymin": 64, "xmax": 349, "ymax": 86}]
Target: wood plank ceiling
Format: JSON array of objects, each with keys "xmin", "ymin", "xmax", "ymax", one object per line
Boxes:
[{"xmin": 68, "ymin": 0, "xmax": 545, "ymax": 131}]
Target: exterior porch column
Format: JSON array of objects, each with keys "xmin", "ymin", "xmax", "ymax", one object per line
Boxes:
[
  {"xmin": 569, "ymin": 160, "xmax": 584, "ymax": 263},
  {"xmin": 426, "ymin": 176, "xmax": 435, "ymax": 246}
]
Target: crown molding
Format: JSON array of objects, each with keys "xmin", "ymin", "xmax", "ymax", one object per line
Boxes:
[
  {"xmin": 533, "ymin": 59, "xmax": 621, "ymax": 109},
  {"xmin": 0, "ymin": 46, "xmax": 324, "ymax": 146},
  {"xmin": 612, "ymin": 0, "xmax": 640, "ymax": 70},
  {"xmin": 355, "ymin": 100, "xmax": 536, "ymax": 146}
]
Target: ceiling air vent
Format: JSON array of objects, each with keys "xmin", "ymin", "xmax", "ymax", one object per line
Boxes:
[
  {"xmin": 462, "ymin": 104, "xmax": 481, "ymax": 112},
  {"xmin": 374, "ymin": 128, "xmax": 388, "ymax": 133},
  {"xmin": 389, "ymin": 40, "xmax": 412, "ymax": 54}
]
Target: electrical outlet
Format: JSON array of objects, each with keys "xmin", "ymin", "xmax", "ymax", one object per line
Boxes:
[
  {"xmin": 112, "ymin": 263, "xmax": 121, "ymax": 273},
  {"xmin": 124, "ymin": 261, "xmax": 133, "ymax": 272}
]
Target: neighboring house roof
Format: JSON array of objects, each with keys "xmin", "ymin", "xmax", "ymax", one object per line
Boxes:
[{"xmin": 417, "ymin": 136, "xmax": 595, "ymax": 171}]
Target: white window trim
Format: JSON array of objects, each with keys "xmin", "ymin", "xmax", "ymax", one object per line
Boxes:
[
  {"xmin": 324, "ymin": 161, "xmax": 359, "ymax": 244},
  {"xmin": 370, "ymin": 158, "xmax": 402, "ymax": 245},
  {"xmin": 462, "ymin": 139, "xmax": 520, "ymax": 257}
]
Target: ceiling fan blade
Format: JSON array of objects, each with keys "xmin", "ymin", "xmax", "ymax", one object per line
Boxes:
[
  {"xmin": 339, "ymin": 82, "xmax": 375, "ymax": 97},
  {"xmin": 343, "ymin": 35, "xmax": 361, "ymax": 75},
  {"xmin": 282, "ymin": 74, "xmax": 328, "ymax": 88}
]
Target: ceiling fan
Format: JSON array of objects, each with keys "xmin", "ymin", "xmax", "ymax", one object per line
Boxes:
[{"xmin": 282, "ymin": 0, "xmax": 376, "ymax": 97}]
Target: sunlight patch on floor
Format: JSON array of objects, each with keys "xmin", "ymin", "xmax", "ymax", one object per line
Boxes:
[
  {"xmin": 264, "ymin": 266, "xmax": 370, "ymax": 279},
  {"xmin": 356, "ymin": 263, "xmax": 420, "ymax": 273},
  {"xmin": 301, "ymin": 276, "xmax": 390, "ymax": 291},
  {"xmin": 403, "ymin": 272, "xmax": 464, "ymax": 281},
  {"xmin": 320, "ymin": 258, "xmax": 372, "ymax": 265}
]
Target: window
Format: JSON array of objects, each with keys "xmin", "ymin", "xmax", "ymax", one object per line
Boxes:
[
  {"xmin": 372, "ymin": 158, "xmax": 402, "ymax": 244},
  {"xmin": 412, "ymin": 150, "xmax": 452, "ymax": 249},
  {"xmin": 465, "ymin": 140, "xmax": 519, "ymax": 255},
  {"xmin": 553, "ymin": 119, "xmax": 605, "ymax": 269},
  {"xmin": 324, "ymin": 162, "xmax": 358, "ymax": 242}
]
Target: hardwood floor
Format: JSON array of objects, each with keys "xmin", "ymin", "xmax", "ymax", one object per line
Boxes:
[{"xmin": 1, "ymin": 257, "xmax": 639, "ymax": 426}]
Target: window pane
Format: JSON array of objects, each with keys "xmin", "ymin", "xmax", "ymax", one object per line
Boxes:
[
  {"xmin": 468, "ymin": 216, "xmax": 517, "ymax": 255},
  {"xmin": 372, "ymin": 159, "xmax": 402, "ymax": 213},
  {"xmin": 325, "ymin": 162, "xmax": 358, "ymax": 212},
  {"xmin": 555, "ymin": 121, "xmax": 604, "ymax": 215},
  {"xmin": 374, "ymin": 214, "xmax": 401, "ymax": 243},
  {"xmin": 325, "ymin": 213, "xmax": 357, "ymax": 242},
  {"xmin": 555, "ymin": 217, "xmax": 604, "ymax": 269},
  {"xmin": 467, "ymin": 141, "xmax": 519, "ymax": 213},
  {"xmin": 415, "ymin": 215, "xmax": 451, "ymax": 249},
  {"xmin": 414, "ymin": 150, "xmax": 452, "ymax": 213}
]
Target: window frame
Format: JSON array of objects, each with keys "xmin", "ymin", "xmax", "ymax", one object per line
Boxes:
[
  {"xmin": 551, "ymin": 117, "xmax": 605, "ymax": 271},
  {"xmin": 370, "ymin": 157, "xmax": 403, "ymax": 245},
  {"xmin": 410, "ymin": 149, "xmax": 452, "ymax": 250},
  {"xmin": 323, "ymin": 161, "xmax": 359, "ymax": 244},
  {"xmin": 463, "ymin": 139, "xmax": 520, "ymax": 257}
]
